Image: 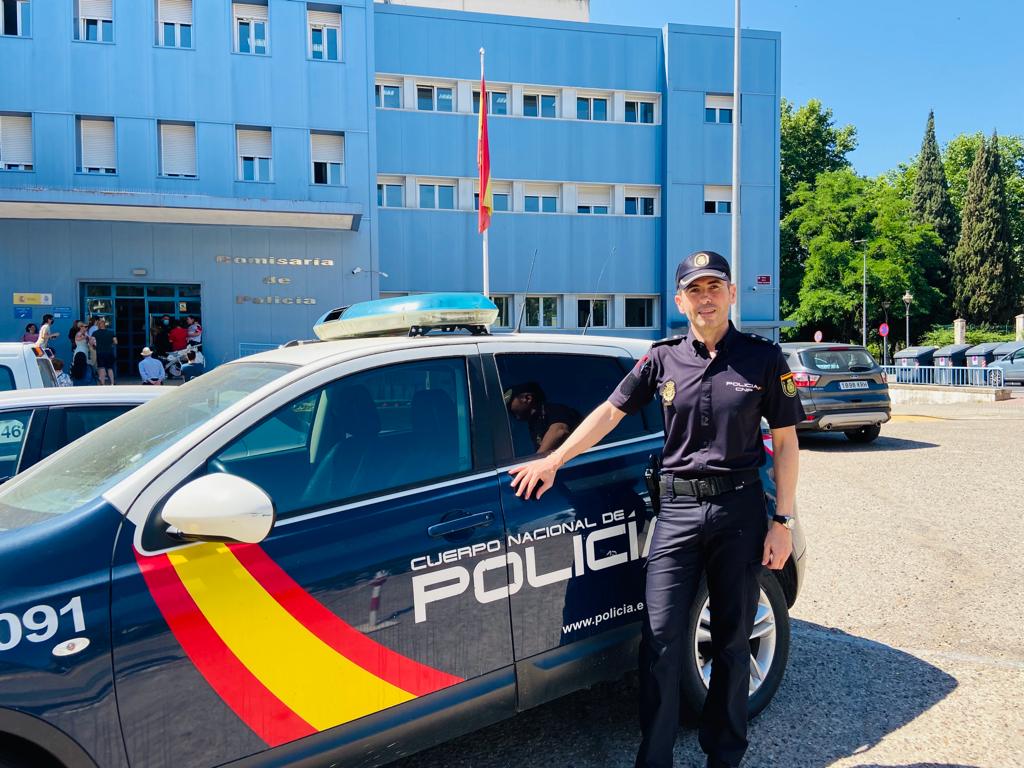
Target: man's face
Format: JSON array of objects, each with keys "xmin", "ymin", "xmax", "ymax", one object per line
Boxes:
[
  {"xmin": 674, "ymin": 276, "xmax": 736, "ymax": 334},
  {"xmin": 508, "ymin": 393, "xmax": 535, "ymax": 420}
]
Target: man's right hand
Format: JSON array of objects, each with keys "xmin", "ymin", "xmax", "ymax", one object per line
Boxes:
[{"xmin": 508, "ymin": 453, "xmax": 562, "ymax": 500}]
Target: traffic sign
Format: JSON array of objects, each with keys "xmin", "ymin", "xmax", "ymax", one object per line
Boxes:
[
  {"xmin": 813, "ymin": 330, "xmax": 823, "ymax": 342},
  {"xmin": 879, "ymin": 323, "xmax": 890, "ymax": 338}
]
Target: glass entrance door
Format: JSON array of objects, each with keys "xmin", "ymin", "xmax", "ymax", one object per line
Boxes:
[{"xmin": 81, "ymin": 283, "xmax": 201, "ymax": 376}]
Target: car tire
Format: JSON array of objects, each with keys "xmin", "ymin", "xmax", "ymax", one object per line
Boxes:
[
  {"xmin": 680, "ymin": 569, "xmax": 791, "ymax": 721},
  {"xmin": 844, "ymin": 424, "xmax": 881, "ymax": 443}
]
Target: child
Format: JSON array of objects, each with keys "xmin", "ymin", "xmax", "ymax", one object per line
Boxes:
[{"xmin": 53, "ymin": 358, "xmax": 73, "ymax": 387}]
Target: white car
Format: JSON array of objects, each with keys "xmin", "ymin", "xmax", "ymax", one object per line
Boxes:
[
  {"xmin": 0, "ymin": 386, "xmax": 168, "ymax": 482},
  {"xmin": 0, "ymin": 343, "xmax": 58, "ymax": 391}
]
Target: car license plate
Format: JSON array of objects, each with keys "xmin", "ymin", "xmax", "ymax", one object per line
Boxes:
[{"xmin": 839, "ymin": 380, "xmax": 869, "ymax": 390}]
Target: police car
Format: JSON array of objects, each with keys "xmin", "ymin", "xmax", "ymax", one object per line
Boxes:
[{"xmin": 0, "ymin": 294, "xmax": 805, "ymax": 768}]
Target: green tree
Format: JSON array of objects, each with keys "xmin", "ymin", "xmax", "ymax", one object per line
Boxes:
[
  {"xmin": 783, "ymin": 169, "xmax": 944, "ymax": 344},
  {"xmin": 779, "ymin": 99, "xmax": 858, "ymax": 316},
  {"xmin": 950, "ymin": 134, "xmax": 1018, "ymax": 322},
  {"xmin": 910, "ymin": 111, "xmax": 959, "ymax": 258}
]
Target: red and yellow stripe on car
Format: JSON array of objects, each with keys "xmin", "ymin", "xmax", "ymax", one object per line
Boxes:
[{"xmin": 136, "ymin": 542, "xmax": 462, "ymax": 747}]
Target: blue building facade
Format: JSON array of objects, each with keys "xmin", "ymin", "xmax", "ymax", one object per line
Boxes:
[{"xmin": 0, "ymin": 0, "xmax": 781, "ymax": 372}]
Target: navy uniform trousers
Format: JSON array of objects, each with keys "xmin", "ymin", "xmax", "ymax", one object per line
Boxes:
[{"xmin": 635, "ymin": 481, "xmax": 767, "ymax": 768}]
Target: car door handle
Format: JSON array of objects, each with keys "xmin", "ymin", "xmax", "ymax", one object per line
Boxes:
[{"xmin": 428, "ymin": 512, "xmax": 495, "ymax": 538}]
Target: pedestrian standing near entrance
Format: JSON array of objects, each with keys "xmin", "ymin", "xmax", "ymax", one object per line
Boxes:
[
  {"xmin": 168, "ymin": 318, "xmax": 188, "ymax": 352},
  {"xmin": 509, "ymin": 251, "xmax": 804, "ymax": 768},
  {"xmin": 34, "ymin": 314, "xmax": 57, "ymax": 357},
  {"xmin": 138, "ymin": 347, "xmax": 165, "ymax": 385},
  {"xmin": 92, "ymin": 318, "xmax": 118, "ymax": 386},
  {"xmin": 185, "ymin": 315, "xmax": 202, "ymax": 349}
]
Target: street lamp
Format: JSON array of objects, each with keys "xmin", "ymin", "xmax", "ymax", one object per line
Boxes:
[
  {"xmin": 853, "ymin": 239, "xmax": 868, "ymax": 347},
  {"xmin": 902, "ymin": 290, "xmax": 913, "ymax": 347},
  {"xmin": 881, "ymin": 300, "xmax": 891, "ymax": 366}
]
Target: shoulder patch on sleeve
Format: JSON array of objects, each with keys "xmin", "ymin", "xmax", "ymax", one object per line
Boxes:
[{"xmin": 780, "ymin": 371, "xmax": 797, "ymax": 397}]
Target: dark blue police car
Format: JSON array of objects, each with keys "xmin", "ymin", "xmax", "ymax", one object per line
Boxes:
[{"xmin": 0, "ymin": 295, "xmax": 805, "ymax": 768}]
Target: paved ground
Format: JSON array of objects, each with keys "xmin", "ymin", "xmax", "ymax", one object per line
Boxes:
[{"xmin": 394, "ymin": 396, "xmax": 1024, "ymax": 768}]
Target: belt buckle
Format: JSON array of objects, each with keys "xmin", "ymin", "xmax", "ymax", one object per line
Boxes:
[{"xmin": 696, "ymin": 478, "xmax": 716, "ymax": 498}]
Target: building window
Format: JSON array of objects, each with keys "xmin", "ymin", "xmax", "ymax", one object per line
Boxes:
[
  {"xmin": 74, "ymin": 0, "xmax": 113, "ymax": 42},
  {"xmin": 523, "ymin": 93, "xmax": 556, "ymax": 118},
  {"xmin": 1, "ymin": 0, "xmax": 31, "ymax": 37},
  {"xmin": 577, "ymin": 205, "xmax": 609, "ymax": 214},
  {"xmin": 704, "ymin": 185, "xmax": 732, "ymax": 214},
  {"xmin": 577, "ymin": 185, "xmax": 611, "ymax": 215},
  {"xmin": 475, "ymin": 192, "xmax": 509, "ymax": 212},
  {"xmin": 0, "ymin": 113, "xmax": 33, "ymax": 170},
  {"xmin": 525, "ymin": 296, "xmax": 559, "ymax": 328},
  {"xmin": 310, "ymin": 131, "xmax": 343, "ymax": 184},
  {"xmin": 237, "ymin": 127, "xmax": 271, "ymax": 181},
  {"xmin": 234, "ymin": 2, "xmax": 268, "ymax": 54},
  {"xmin": 418, "ymin": 182, "xmax": 455, "ymax": 210},
  {"xmin": 625, "ymin": 99, "xmax": 655, "ymax": 124},
  {"xmin": 525, "ymin": 194, "xmax": 558, "ymax": 213},
  {"xmin": 377, "ymin": 179, "xmax": 403, "ymax": 207},
  {"xmin": 705, "ymin": 94, "xmax": 734, "ymax": 124},
  {"xmin": 308, "ymin": 7, "xmax": 340, "ymax": 61},
  {"xmin": 625, "ymin": 197, "xmax": 655, "ymax": 215},
  {"xmin": 375, "ymin": 82, "xmax": 401, "ymax": 108},
  {"xmin": 489, "ymin": 295, "xmax": 512, "ymax": 328},
  {"xmin": 77, "ymin": 117, "xmax": 116, "ymax": 174},
  {"xmin": 576, "ymin": 96, "xmax": 607, "ymax": 121},
  {"xmin": 625, "ymin": 297, "xmax": 655, "ymax": 328},
  {"xmin": 155, "ymin": 0, "xmax": 191, "ymax": 47},
  {"xmin": 159, "ymin": 121, "xmax": 197, "ymax": 177},
  {"xmin": 417, "ymin": 84, "xmax": 454, "ymax": 112},
  {"xmin": 472, "ymin": 90, "xmax": 507, "ymax": 116},
  {"xmin": 577, "ymin": 298, "xmax": 609, "ymax": 328}
]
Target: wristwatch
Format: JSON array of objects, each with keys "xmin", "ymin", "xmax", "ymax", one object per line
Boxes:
[{"xmin": 771, "ymin": 514, "xmax": 795, "ymax": 530}]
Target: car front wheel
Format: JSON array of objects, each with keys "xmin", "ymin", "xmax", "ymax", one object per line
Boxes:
[
  {"xmin": 844, "ymin": 424, "xmax": 881, "ymax": 443},
  {"xmin": 680, "ymin": 570, "xmax": 791, "ymax": 720}
]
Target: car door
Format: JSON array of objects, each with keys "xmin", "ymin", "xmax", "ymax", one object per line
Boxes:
[
  {"xmin": 16, "ymin": 404, "xmax": 136, "ymax": 473},
  {"xmin": 110, "ymin": 347, "xmax": 516, "ymax": 768},
  {"xmin": 0, "ymin": 408, "xmax": 33, "ymax": 483},
  {"xmin": 483, "ymin": 342, "xmax": 663, "ymax": 710}
]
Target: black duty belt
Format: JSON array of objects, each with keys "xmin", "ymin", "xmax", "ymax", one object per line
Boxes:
[{"xmin": 660, "ymin": 469, "xmax": 759, "ymax": 500}]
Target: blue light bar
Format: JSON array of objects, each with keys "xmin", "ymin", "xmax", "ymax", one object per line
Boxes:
[{"xmin": 313, "ymin": 293, "xmax": 499, "ymax": 340}]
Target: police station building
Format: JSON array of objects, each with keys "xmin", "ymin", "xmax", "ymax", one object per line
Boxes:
[{"xmin": 0, "ymin": 0, "xmax": 782, "ymax": 372}]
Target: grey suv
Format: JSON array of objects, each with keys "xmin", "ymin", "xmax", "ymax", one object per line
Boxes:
[{"xmin": 780, "ymin": 342, "xmax": 891, "ymax": 443}]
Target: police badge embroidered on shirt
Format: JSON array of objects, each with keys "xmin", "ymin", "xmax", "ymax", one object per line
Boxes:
[
  {"xmin": 661, "ymin": 380, "xmax": 676, "ymax": 403},
  {"xmin": 780, "ymin": 372, "xmax": 797, "ymax": 398}
]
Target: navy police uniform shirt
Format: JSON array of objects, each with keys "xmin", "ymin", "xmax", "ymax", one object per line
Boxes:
[{"xmin": 609, "ymin": 322, "xmax": 805, "ymax": 476}]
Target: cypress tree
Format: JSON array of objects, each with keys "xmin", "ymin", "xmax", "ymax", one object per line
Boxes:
[
  {"xmin": 911, "ymin": 111, "xmax": 959, "ymax": 258},
  {"xmin": 951, "ymin": 133, "xmax": 1015, "ymax": 322}
]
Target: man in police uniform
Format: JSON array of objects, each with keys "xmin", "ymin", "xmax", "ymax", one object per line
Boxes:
[{"xmin": 509, "ymin": 251, "xmax": 804, "ymax": 768}]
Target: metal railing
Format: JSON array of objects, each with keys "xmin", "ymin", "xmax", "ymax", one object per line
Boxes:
[{"xmin": 882, "ymin": 365, "xmax": 1004, "ymax": 387}]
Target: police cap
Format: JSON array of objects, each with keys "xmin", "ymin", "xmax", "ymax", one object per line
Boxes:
[{"xmin": 675, "ymin": 250, "xmax": 731, "ymax": 289}]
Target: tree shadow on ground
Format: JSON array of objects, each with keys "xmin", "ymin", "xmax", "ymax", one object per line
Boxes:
[
  {"xmin": 391, "ymin": 620, "xmax": 957, "ymax": 768},
  {"xmin": 797, "ymin": 433, "xmax": 938, "ymax": 452}
]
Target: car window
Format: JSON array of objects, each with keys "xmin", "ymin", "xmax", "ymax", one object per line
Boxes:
[
  {"xmin": 495, "ymin": 352, "xmax": 648, "ymax": 459},
  {"xmin": 0, "ymin": 366, "xmax": 14, "ymax": 393},
  {"xmin": 0, "ymin": 410, "xmax": 32, "ymax": 482},
  {"xmin": 801, "ymin": 349, "xmax": 876, "ymax": 372},
  {"xmin": 39, "ymin": 405, "xmax": 135, "ymax": 461},
  {"xmin": 36, "ymin": 357, "xmax": 57, "ymax": 387},
  {"xmin": 210, "ymin": 357, "xmax": 473, "ymax": 518},
  {"xmin": 0, "ymin": 362, "xmax": 292, "ymax": 531}
]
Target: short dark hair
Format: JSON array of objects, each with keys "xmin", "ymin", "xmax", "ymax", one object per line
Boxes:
[
  {"xmin": 507, "ymin": 381, "xmax": 545, "ymax": 404},
  {"xmin": 186, "ymin": 350, "xmax": 196, "ymax": 362},
  {"xmin": 42, "ymin": 314, "xmax": 54, "ymax": 324}
]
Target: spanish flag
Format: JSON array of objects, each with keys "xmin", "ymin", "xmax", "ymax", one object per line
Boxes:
[{"xmin": 477, "ymin": 72, "xmax": 492, "ymax": 233}]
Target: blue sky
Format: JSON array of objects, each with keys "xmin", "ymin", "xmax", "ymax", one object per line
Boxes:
[{"xmin": 590, "ymin": 0, "xmax": 1024, "ymax": 177}]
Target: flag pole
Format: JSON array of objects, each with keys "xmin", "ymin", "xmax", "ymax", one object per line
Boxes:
[
  {"xmin": 480, "ymin": 47, "xmax": 490, "ymax": 298},
  {"xmin": 730, "ymin": 0, "xmax": 742, "ymax": 330}
]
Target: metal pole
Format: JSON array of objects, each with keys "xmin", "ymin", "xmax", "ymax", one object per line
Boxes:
[
  {"xmin": 730, "ymin": 0, "xmax": 742, "ymax": 330},
  {"xmin": 862, "ymin": 247, "xmax": 867, "ymax": 348},
  {"xmin": 479, "ymin": 47, "xmax": 489, "ymax": 297},
  {"xmin": 905, "ymin": 306, "xmax": 910, "ymax": 347}
]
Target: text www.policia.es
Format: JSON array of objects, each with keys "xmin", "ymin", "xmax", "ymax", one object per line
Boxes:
[{"xmin": 562, "ymin": 602, "xmax": 645, "ymax": 635}]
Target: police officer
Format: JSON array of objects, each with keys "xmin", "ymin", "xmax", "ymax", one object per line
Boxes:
[{"xmin": 509, "ymin": 251, "xmax": 804, "ymax": 768}]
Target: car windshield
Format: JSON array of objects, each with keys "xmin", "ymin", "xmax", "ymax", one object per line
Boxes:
[
  {"xmin": 801, "ymin": 349, "xmax": 876, "ymax": 372},
  {"xmin": 0, "ymin": 362, "xmax": 293, "ymax": 533}
]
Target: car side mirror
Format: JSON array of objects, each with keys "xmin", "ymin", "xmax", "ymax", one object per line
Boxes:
[{"xmin": 162, "ymin": 473, "xmax": 276, "ymax": 544}]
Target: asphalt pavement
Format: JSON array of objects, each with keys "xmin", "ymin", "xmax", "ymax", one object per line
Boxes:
[{"xmin": 393, "ymin": 396, "xmax": 1024, "ymax": 768}]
